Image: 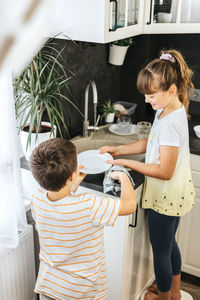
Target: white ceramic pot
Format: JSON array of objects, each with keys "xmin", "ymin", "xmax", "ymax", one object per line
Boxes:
[
  {"xmin": 109, "ymin": 44, "xmax": 129, "ymax": 66},
  {"xmin": 20, "ymin": 121, "xmax": 57, "ymax": 161},
  {"xmin": 105, "ymin": 113, "xmax": 115, "ymax": 123}
]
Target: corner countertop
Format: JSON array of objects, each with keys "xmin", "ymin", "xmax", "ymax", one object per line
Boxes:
[
  {"xmin": 79, "ymin": 112, "xmax": 200, "ymax": 194},
  {"xmin": 20, "ymin": 112, "xmax": 200, "ymax": 198}
]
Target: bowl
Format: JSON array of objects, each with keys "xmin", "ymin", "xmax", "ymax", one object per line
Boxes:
[
  {"xmin": 157, "ymin": 13, "xmax": 172, "ymax": 23},
  {"xmin": 194, "ymin": 125, "xmax": 200, "ymax": 138}
]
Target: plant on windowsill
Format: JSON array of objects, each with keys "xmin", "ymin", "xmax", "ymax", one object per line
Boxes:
[
  {"xmin": 14, "ymin": 38, "xmax": 83, "ymax": 160},
  {"xmin": 101, "ymin": 100, "xmax": 118, "ymax": 124},
  {"xmin": 109, "ymin": 37, "xmax": 134, "ymax": 66}
]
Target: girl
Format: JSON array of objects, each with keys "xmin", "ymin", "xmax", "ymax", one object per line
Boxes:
[{"xmin": 100, "ymin": 50, "xmax": 195, "ymax": 300}]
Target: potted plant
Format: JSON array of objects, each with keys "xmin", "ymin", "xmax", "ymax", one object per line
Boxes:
[
  {"xmin": 14, "ymin": 38, "xmax": 83, "ymax": 160},
  {"xmin": 109, "ymin": 37, "xmax": 134, "ymax": 66},
  {"xmin": 102, "ymin": 100, "xmax": 118, "ymax": 123}
]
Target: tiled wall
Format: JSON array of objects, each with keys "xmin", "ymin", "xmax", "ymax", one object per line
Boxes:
[{"xmin": 53, "ymin": 34, "xmax": 200, "ymax": 139}]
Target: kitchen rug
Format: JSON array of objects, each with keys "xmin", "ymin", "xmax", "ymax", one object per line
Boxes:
[{"xmin": 140, "ymin": 289, "xmax": 193, "ymax": 300}]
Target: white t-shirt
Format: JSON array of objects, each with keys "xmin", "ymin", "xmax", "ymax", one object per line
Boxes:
[
  {"xmin": 31, "ymin": 188, "xmax": 120, "ymax": 300},
  {"xmin": 142, "ymin": 106, "xmax": 195, "ymax": 216}
]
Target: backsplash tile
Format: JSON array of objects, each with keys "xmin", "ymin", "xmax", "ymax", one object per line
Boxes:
[{"xmin": 50, "ymin": 34, "xmax": 200, "ymax": 138}]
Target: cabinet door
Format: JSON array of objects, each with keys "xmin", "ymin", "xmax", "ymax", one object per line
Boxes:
[
  {"xmin": 104, "ymin": 184, "xmax": 154, "ymax": 300},
  {"xmin": 48, "ymin": 0, "xmax": 144, "ymax": 43},
  {"xmin": 177, "ymin": 187, "xmax": 200, "ymax": 277},
  {"xmin": 143, "ymin": 0, "xmax": 200, "ymax": 34},
  {"xmin": 123, "ymin": 186, "xmax": 154, "ymax": 300},
  {"xmin": 106, "ymin": 0, "xmax": 144, "ymax": 42}
]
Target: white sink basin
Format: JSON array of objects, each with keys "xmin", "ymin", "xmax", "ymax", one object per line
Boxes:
[{"xmin": 71, "ymin": 138, "xmax": 145, "ymax": 162}]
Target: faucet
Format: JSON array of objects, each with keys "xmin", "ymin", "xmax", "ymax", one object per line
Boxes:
[{"xmin": 83, "ymin": 80, "xmax": 99, "ymax": 137}]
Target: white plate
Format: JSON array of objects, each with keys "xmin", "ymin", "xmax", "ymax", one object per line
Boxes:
[
  {"xmin": 77, "ymin": 150, "xmax": 113, "ymax": 174},
  {"xmin": 109, "ymin": 124, "xmax": 139, "ymax": 136}
]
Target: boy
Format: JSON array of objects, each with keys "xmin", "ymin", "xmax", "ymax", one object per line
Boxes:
[{"xmin": 30, "ymin": 138, "xmax": 136, "ymax": 300}]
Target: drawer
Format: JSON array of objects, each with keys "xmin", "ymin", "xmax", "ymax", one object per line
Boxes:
[
  {"xmin": 191, "ymin": 154, "xmax": 200, "ymax": 172},
  {"xmin": 191, "ymin": 170, "xmax": 200, "ymax": 189}
]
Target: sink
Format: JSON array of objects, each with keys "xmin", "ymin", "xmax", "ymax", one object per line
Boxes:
[{"xmin": 71, "ymin": 137, "xmax": 145, "ymax": 162}]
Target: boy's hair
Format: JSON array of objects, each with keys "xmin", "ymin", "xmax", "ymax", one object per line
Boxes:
[
  {"xmin": 137, "ymin": 49, "xmax": 194, "ymax": 116},
  {"xmin": 30, "ymin": 138, "xmax": 77, "ymax": 191}
]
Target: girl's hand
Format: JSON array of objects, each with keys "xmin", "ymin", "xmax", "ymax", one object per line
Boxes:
[
  {"xmin": 99, "ymin": 145, "xmax": 120, "ymax": 157},
  {"xmin": 106, "ymin": 159, "xmax": 126, "ymax": 166}
]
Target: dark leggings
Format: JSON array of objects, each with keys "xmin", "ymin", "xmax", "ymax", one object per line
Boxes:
[{"xmin": 148, "ymin": 209, "xmax": 181, "ymax": 292}]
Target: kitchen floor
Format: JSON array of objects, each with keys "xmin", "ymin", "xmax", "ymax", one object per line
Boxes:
[{"xmin": 181, "ymin": 273, "xmax": 200, "ymax": 300}]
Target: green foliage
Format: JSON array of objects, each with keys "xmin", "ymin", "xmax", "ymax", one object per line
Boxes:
[
  {"xmin": 14, "ymin": 38, "xmax": 83, "ymax": 145},
  {"xmin": 112, "ymin": 37, "xmax": 134, "ymax": 47},
  {"xmin": 101, "ymin": 100, "xmax": 118, "ymax": 117}
]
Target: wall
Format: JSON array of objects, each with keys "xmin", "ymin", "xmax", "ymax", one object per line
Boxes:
[
  {"xmin": 54, "ymin": 40, "xmax": 121, "ymax": 139},
  {"xmin": 54, "ymin": 34, "xmax": 200, "ymax": 139}
]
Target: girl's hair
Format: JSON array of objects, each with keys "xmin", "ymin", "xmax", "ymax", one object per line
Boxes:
[
  {"xmin": 137, "ymin": 49, "xmax": 194, "ymax": 115},
  {"xmin": 30, "ymin": 138, "xmax": 77, "ymax": 191}
]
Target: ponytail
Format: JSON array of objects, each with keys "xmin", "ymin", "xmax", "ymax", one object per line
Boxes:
[{"xmin": 162, "ymin": 50, "xmax": 194, "ymax": 116}]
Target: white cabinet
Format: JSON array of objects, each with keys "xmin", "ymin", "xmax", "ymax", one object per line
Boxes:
[
  {"xmin": 49, "ymin": 0, "xmax": 200, "ymax": 43},
  {"xmin": 177, "ymin": 154, "xmax": 200, "ymax": 278},
  {"xmin": 143, "ymin": 0, "xmax": 200, "ymax": 34},
  {"xmin": 49, "ymin": 0, "xmax": 144, "ymax": 43},
  {"xmin": 104, "ymin": 184, "xmax": 154, "ymax": 300}
]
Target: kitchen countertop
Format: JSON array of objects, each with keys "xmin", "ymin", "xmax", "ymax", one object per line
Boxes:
[
  {"xmin": 80, "ymin": 111, "xmax": 200, "ymax": 195},
  {"xmin": 20, "ymin": 110, "xmax": 200, "ymax": 197}
]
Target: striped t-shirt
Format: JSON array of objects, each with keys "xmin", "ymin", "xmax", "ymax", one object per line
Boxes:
[{"xmin": 31, "ymin": 189, "xmax": 120, "ymax": 300}]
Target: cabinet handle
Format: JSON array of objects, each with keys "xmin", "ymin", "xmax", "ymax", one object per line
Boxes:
[
  {"xmin": 129, "ymin": 204, "xmax": 138, "ymax": 228},
  {"xmin": 109, "ymin": 0, "xmax": 118, "ymax": 31},
  {"xmin": 147, "ymin": 0, "xmax": 153, "ymax": 25}
]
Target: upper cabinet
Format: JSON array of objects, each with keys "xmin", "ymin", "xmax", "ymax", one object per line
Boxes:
[
  {"xmin": 143, "ymin": 0, "xmax": 200, "ymax": 34},
  {"xmin": 50, "ymin": 0, "xmax": 144, "ymax": 43},
  {"xmin": 50, "ymin": 0, "xmax": 200, "ymax": 43}
]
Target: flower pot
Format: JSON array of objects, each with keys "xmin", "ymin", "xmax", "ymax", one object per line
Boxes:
[
  {"xmin": 105, "ymin": 113, "xmax": 115, "ymax": 124},
  {"xmin": 109, "ymin": 44, "xmax": 129, "ymax": 66},
  {"xmin": 20, "ymin": 121, "xmax": 57, "ymax": 161}
]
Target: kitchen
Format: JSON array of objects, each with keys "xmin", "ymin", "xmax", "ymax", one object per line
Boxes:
[{"xmin": 0, "ymin": 0, "xmax": 200, "ymax": 300}]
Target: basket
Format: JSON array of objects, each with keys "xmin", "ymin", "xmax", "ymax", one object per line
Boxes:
[{"xmin": 116, "ymin": 101, "xmax": 137, "ymax": 116}]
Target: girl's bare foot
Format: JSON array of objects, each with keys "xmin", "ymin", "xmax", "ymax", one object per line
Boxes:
[
  {"xmin": 144, "ymin": 291, "xmax": 159, "ymax": 300},
  {"xmin": 147, "ymin": 283, "xmax": 158, "ymax": 295},
  {"xmin": 171, "ymin": 291, "xmax": 181, "ymax": 300}
]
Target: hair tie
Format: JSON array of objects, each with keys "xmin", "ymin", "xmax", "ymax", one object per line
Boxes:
[{"xmin": 160, "ymin": 53, "xmax": 176, "ymax": 63}]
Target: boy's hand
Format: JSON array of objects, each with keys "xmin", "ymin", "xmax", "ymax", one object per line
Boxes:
[
  {"xmin": 107, "ymin": 171, "xmax": 128, "ymax": 183},
  {"xmin": 77, "ymin": 165, "xmax": 87, "ymax": 181},
  {"xmin": 99, "ymin": 145, "xmax": 120, "ymax": 157},
  {"xmin": 71, "ymin": 165, "xmax": 87, "ymax": 194}
]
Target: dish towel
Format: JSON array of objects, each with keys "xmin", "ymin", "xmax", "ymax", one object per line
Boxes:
[{"xmin": 103, "ymin": 165, "xmax": 135, "ymax": 196}]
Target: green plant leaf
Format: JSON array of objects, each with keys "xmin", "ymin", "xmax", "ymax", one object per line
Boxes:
[{"xmin": 13, "ymin": 37, "xmax": 83, "ymax": 146}]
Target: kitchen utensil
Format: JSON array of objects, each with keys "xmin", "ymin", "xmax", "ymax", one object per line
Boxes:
[
  {"xmin": 77, "ymin": 150, "xmax": 113, "ymax": 174},
  {"xmin": 157, "ymin": 12, "xmax": 172, "ymax": 23},
  {"xmin": 109, "ymin": 124, "xmax": 138, "ymax": 136}
]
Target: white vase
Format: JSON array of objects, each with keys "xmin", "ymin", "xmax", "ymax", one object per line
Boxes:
[
  {"xmin": 105, "ymin": 113, "xmax": 115, "ymax": 123},
  {"xmin": 20, "ymin": 121, "xmax": 57, "ymax": 161},
  {"xmin": 109, "ymin": 44, "xmax": 129, "ymax": 66}
]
